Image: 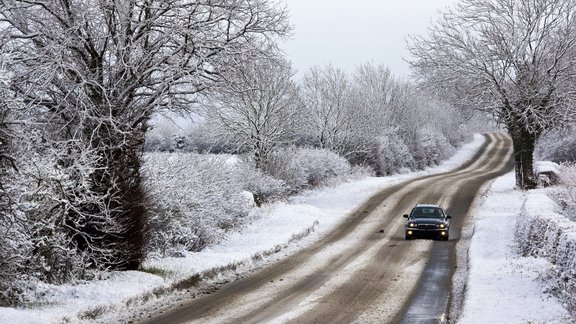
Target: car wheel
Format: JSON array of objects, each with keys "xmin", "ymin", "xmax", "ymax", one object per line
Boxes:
[
  {"xmin": 405, "ymin": 233, "xmax": 412, "ymax": 240},
  {"xmin": 442, "ymin": 234, "xmax": 449, "ymax": 241}
]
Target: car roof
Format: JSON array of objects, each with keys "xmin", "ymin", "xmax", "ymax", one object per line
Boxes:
[{"xmin": 414, "ymin": 204, "xmax": 441, "ymax": 208}]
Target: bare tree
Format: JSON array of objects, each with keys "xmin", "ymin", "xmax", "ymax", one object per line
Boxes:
[
  {"xmin": 352, "ymin": 63, "xmax": 407, "ymax": 128},
  {"xmin": 301, "ymin": 65, "xmax": 354, "ymax": 154},
  {"xmin": 347, "ymin": 63, "xmax": 409, "ymax": 165},
  {"xmin": 408, "ymin": 0, "xmax": 576, "ymax": 188},
  {"xmin": 206, "ymin": 56, "xmax": 300, "ymax": 168},
  {"xmin": 0, "ymin": 0, "xmax": 290, "ymax": 270}
]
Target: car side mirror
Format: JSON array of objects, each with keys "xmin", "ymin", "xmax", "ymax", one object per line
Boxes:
[
  {"xmin": 447, "ymin": 215, "xmax": 452, "ymax": 219},
  {"xmin": 403, "ymin": 214, "xmax": 409, "ymax": 218}
]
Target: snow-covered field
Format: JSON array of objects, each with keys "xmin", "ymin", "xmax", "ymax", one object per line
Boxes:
[{"xmin": 0, "ymin": 133, "xmax": 571, "ymax": 323}]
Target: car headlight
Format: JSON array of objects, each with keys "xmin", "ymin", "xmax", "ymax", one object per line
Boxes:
[
  {"xmin": 409, "ymin": 223, "xmax": 416, "ymax": 228},
  {"xmin": 439, "ymin": 224, "xmax": 446, "ymax": 229}
]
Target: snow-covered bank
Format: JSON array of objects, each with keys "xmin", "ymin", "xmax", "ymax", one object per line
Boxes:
[
  {"xmin": 458, "ymin": 172, "xmax": 571, "ymax": 323},
  {"xmin": 516, "ymin": 188, "xmax": 576, "ymax": 318}
]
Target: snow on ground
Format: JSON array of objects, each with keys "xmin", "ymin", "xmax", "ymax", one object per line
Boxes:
[
  {"xmin": 0, "ymin": 271, "xmax": 167, "ymax": 324},
  {"xmin": 458, "ymin": 172, "xmax": 571, "ymax": 324},
  {"xmin": 2, "ymin": 133, "xmax": 569, "ymax": 323}
]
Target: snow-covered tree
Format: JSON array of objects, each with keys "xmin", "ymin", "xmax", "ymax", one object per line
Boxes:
[
  {"xmin": 0, "ymin": 0, "xmax": 290, "ymax": 270},
  {"xmin": 0, "ymin": 58, "xmax": 24, "ymax": 306},
  {"xmin": 409, "ymin": 0, "xmax": 576, "ymax": 189},
  {"xmin": 298, "ymin": 62, "xmax": 469, "ymax": 173},
  {"xmin": 301, "ymin": 65, "xmax": 355, "ymax": 154},
  {"xmin": 205, "ymin": 56, "xmax": 301, "ymax": 168},
  {"xmin": 0, "ymin": 60, "xmax": 16, "ymax": 223},
  {"xmin": 345, "ymin": 63, "xmax": 409, "ymax": 165},
  {"xmin": 352, "ymin": 63, "xmax": 408, "ymax": 128}
]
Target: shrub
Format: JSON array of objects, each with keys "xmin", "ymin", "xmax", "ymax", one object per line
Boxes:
[
  {"xmin": 536, "ymin": 127, "xmax": 576, "ymax": 163},
  {"xmin": 0, "ymin": 167, "xmax": 96, "ymax": 306},
  {"xmin": 548, "ymin": 163, "xmax": 576, "ymax": 221},
  {"xmin": 233, "ymin": 163, "xmax": 288, "ymax": 206},
  {"xmin": 518, "ymin": 164, "xmax": 576, "ymax": 316},
  {"xmin": 410, "ymin": 128, "xmax": 454, "ymax": 169},
  {"xmin": 516, "ymin": 191, "xmax": 576, "ymax": 316},
  {"xmin": 143, "ymin": 153, "xmax": 251, "ymax": 255},
  {"xmin": 264, "ymin": 147, "xmax": 352, "ymax": 191},
  {"xmin": 376, "ymin": 128, "xmax": 415, "ymax": 175}
]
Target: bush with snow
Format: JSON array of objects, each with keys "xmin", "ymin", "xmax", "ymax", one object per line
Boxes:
[
  {"xmin": 0, "ymin": 150, "xmax": 100, "ymax": 306},
  {"xmin": 142, "ymin": 148, "xmax": 366, "ymax": 256},
  {"xmin": 548, "ymin": 163, "xmax": 576, "ymax": 221},
  {"xmin": 1, "ymin": 119, "xmax": 129, "ymax": 305},
  {"xmin": 536, "ymin": 127, "xmax": 576, "ymax": 163},
  {"xmin": 264, "ymin": 147, "xmax": 356, "ymax": 192},
  {"xmin": 516, "ymin": 181, "xmax": 576, "ymax": 315},
  {"xmin": 375, "ymin": 128, "xmax": 415, "ymax": 175},
  {"xmin": 143, "ymin": 153, "xmax": 252, "ymax": 255},
  {"xmin": 233, "ymin": 162, "xmax": 288, "ymax": 206},
  {"xmin": 410, "ymin": 128, "xmax": 455, "ymax": 170}
]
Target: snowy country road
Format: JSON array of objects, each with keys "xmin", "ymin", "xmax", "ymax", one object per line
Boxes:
[{"xmin": 142, "ymin": 133, "xmax": 514, "ymax": 324}]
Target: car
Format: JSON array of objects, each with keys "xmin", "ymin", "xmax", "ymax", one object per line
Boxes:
[{"xmin": 403, "ymin": 204, "xmax": 452, "ymax": 241}]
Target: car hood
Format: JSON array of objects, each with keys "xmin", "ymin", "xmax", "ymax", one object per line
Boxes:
[{"xmin": 408, "ymin": 218, "xmax": 447, "ymax": 224}]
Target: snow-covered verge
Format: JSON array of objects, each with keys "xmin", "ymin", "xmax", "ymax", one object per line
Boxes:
[
  {"xmin": 516, "ymin": 189, "xmax": 576, "ymax": 316},
  {"xmin": 548, "ymin": 163, "xmax": 576, "ymax": 222},
  {"xmin": 0, "ymin": 134, "xmax": 485, "ymax": 324},
  {"xmin": 458, "ymin": 172, "xmax": 572, "ymax": 323},
  {"xmin": 143, "ymin": 148, "xmax": 369, "ymax": 256}
]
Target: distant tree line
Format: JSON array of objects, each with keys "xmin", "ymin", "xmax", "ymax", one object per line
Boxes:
[{"xmin": 147, "ymin": 61, "xmax": 481, "ymax": 176}]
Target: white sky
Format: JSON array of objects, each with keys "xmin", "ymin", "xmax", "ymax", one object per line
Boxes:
[{"xmin": 281, "ymin": 0, "xmax": 457, "ymax": 79}]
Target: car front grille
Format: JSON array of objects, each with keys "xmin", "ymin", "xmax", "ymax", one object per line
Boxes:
[{"xmin": 416, "ymin": 224, "xmax": 437, "ymax": 230}]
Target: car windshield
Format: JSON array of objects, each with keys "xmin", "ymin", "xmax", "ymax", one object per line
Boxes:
[{"xmin": 411, "ymin": 207, "xmax": 444, "ymax": 218}]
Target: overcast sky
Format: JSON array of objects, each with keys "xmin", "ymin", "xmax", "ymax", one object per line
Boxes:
[{"xmin": 281, "ymin": 0, "xmax": 457, "ymax": 79}]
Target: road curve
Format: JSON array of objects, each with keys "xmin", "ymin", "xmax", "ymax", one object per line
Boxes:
[{"xmin": 141, "ymin": 133, "xmax": 514, "ymax": 324}]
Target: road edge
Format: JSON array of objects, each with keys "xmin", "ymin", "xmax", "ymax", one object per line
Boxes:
[{"xmin": 448, "ymin": 175, "xmax": 500, "ymax": 323}]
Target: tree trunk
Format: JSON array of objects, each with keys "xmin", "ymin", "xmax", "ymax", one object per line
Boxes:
[
  {"xmin": 66, "ymin": 121, "xmax": 148, "ymax": 271},
  {"xmin": 509, "ymin": 126, "xmax": 538, "ymax": 189},
  {"xmin": 97, "ymin": 125, "xmax": 147, "ymax": 270},
  {"xmin": 253, "ymin": 133, "xmax": 272, "ymax": 170}
]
